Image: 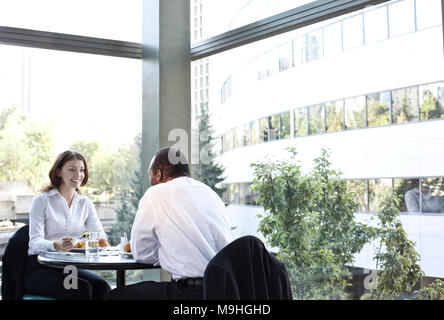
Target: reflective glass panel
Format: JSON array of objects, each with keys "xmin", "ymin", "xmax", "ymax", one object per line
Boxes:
[
  {"xmin": 419, "ymin": 82, "xmax": 444, "ymax": 120},
  {"xmin": 367, "ymin": 91, "xmax": 391, "ymax": 127},
  {"xmin": 392, "ymin": 86, "xmax": 418, "ymax": 123}
]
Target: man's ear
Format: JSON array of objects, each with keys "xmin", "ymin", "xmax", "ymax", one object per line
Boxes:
[{"xmin": 157, "ymin": 169, "xmax": 163, "ymax": 182}]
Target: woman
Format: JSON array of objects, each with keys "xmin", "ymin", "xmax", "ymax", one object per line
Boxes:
[{"xmin": 24, "ymin": 150, "xmax": 111, "ymax": 300}]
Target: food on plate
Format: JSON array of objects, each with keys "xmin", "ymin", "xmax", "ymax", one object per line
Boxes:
[
  {"xmin": 74, "ymin": 240, "xmax": 85, "ymax": 248},
  {"xmin": 99, "ymin": 238, "xmax": 109, "ymax": 247},
  {"xmin": 124, "ymin": 242, "xmax": 131, "ymax": 252}
]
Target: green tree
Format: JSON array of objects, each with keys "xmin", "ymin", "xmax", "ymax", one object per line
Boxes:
[
  {"xmin": 192, "ymin": 103, "xmax": 225, "ymax": 198},
  {"xmin": 0, "ymin": 106, "xmax": 54, "ymax": 190},
  {"xmin": 69, "ymin": 139, "xmax": 99, "ymax": 163},
  {"xmin": 108, "ymin": 134, "xmax": 143, "ymax": 246},
  {"xmin": 362, "ymin": 192, "xmax": 424, "ymax": 300},
  {"xmin": 410, "ymin": 279, "xmax": 444, "ymax": 300},
  {"xmin": 420, "ymin": 90, "xmax": 444, "ymax": 120},
  {"xmin": 251, "ymin": 148, "xmax": 375, "ymax": 299}
]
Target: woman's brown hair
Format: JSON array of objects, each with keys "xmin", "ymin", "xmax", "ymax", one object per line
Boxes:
[{"xmin": 40, "ymin": 150, "xmax": 89, "ymax": 193}]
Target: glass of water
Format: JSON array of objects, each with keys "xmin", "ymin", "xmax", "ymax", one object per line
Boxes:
[{"xmin": 85, "ymin": 232, "xmax": 99, "ymax": 258}]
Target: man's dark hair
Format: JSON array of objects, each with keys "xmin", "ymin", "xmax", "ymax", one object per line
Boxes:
[{"xmin": 150, "ymin": 147, "xmax": 190, "ymax": 179}]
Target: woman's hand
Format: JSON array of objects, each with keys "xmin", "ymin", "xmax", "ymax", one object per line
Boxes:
[{"xmin": 54, "ymin": 237, "xmax": 74, "ymax": 251}]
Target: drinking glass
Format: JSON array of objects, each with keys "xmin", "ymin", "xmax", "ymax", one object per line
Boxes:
[{"xmin": 85, "ymin": 232, "xmax": 99, "ymax": 258}]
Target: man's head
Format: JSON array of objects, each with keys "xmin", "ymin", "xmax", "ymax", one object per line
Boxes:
[{"xmin": 149, "ymin": 147, "xmax": 190, "ymax": 186}]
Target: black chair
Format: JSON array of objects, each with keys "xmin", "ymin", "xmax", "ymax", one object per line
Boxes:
[
  {"xmin": 1, "ymin": 225, "xmax": 54, "ymax": 300},
  {"xmin": 202, "ymin": 235, "xmax": 292, "ymax": 300}
]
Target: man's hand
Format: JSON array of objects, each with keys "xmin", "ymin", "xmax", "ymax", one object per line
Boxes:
[{"xmin": 54, "ymin": 237, "xmax": 74, "ymax": 251}]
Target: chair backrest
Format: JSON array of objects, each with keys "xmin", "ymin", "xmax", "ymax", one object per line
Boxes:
[
  {"xmin": 202, "ymin": 235, "xmax": 292, "ymax": 300},
  {"xmin": 1, "ymin": 225, "xmax": 30, "ymax": 300}
]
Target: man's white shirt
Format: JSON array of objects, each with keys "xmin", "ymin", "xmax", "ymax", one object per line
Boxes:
[
  {"xmin": 28, "ymin": 188, "xmax": 106, "ymax": 255},
  {"xmin": 131, "ymin": 177, "xmax": 233, "ymax": 280}
]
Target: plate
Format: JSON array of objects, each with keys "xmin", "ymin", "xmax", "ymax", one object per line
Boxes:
[
  {"xmin": 70, "ymin": 247, "xmax": 109, "ymax": 253},
  {"xmin": 121, "ymin": 252, "xmax": 133, "ymax": 258}
]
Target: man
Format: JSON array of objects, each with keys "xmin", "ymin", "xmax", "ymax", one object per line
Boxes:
[{"xmin": 106, "ymin": 147, "xmax": 233, "ymax": 300}]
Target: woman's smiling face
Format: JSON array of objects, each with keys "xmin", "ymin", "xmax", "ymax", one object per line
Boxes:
[{"xmin": 57, "ymin": 159, "xmax": 85, "ymax": 189}]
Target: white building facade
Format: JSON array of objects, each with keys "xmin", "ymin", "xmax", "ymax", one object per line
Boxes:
[{"xmin": 208, "ymin": 0, "xmax": 444, "ymax": 278}]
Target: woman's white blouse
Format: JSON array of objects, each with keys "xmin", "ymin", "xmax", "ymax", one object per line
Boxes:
[{"xmin": 28, "ymin": 188, "xmax": 106, "ymax": 255}]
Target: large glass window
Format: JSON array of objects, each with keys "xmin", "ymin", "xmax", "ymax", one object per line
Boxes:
[
  {"xmin": 344, "ymin": 96, "xmax": 366, "ymax": 130},
  {"xmin": 199, "ymin": 0, "xmax": 317, "ymax": 40},
  {"xmin": 0, "ymin": 0, "xmax": 142, "ymax": 42},
  {"xmin": 419, "ymin": 82, "xmax": 444, "ymax": 121},
  {"xmin": 367, "ymin": 91, "xmax": 391, "ymax": 127},
  {"xmin": 308, "ymin": 104, "xmax": 325, "ymax": 134},
  {"xmin": 364, "ymin": 5, "xmax": 388, "ymax": 44},
  {"xmin": 421, "ymin": 178, "xmax": 444, "ymax": 214},
  {"xmin": 294, "ymin": 107, "xmax": 308, "ymax": 137},
  {"xmin": 0, "ymin": 44, "xmax": 141, "ymax": 209},
  {"xmin": 392, "ymin": 86, "xmax": 418, "ymax": 124},
  {"xmin": 326, "ymin": 100, "xmax": 344, "ymax": 132},
  {"xmin": 388, "ymin": 0, "xmax": 415, "ymax": 37}
]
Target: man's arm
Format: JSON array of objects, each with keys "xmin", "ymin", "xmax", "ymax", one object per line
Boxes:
[{"xmin": 130, "ymin": 192, "xmax": 160, "ymax": 264}]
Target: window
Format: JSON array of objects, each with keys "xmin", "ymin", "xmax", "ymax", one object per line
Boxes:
[
  {"xmin": 415, "ymin": 0, "xmax": 442, "ymax": 30},
  {"xmin": 347, "ymin": 180, "xmax": 368, "ymax": 212},
  {"xmin": 251, "ymin": 120, "xmax": 259, "ymax": 145},
  {"xmin": 419, "ymin": 82, "xmax": 444, "ymax": 120},
  {"xmin": 278, "ymin": 42, "xmax": 292, "ymax": 72},
  {"xmin": 308, "ymin": 104, "xmax": 325, "ymax": 134},
  {"xmin": 269, "ymin": 115, "xmax": 280, "ymax": 141},
  {"xmin": 391, "ymin": 86, "xmax": 418, "ymax": 124},
  {"xmin": 367, "ymin": 91, "xmax": 391, "ymax": 127},
  {"xmin": 343, "ymin": 14, "xmax": 364, "ymax": 50},
  {"xmin": 280, "ymin": 111, "xmax": 291, "ymax": 139},
  {"xmin": 344, "ymin": 96, "xmax": 366, "ymax": 129},
  {"xmin": 323, "ymin": 22, "xmax": 342, "ymax": 57},
  {"xmin": 292, "ymin": 36, "xmax": 307, "ymax": 67},
  {"xmin": 307, "ymin": 29, "xmax": 323, "ymax": 62},
  {"xmin": 0, "ymin": 45, "xmax": 141, "ymax": 204},
  {"xmin": 394, "ymin": 178, "xmax": 420, "ymax": 213},
  {"xmin": 388, "ymin": 0, "xmax": 415, "ymax": 37},
  {"xmin": 243, "ymin": 122, "xmax": 251, "ymax": 146},
  {"xmin": 259, "ymin": 117, "xmax": 269, "ymax": 142},
  {"xmin": 421, "ymin": 178, "xmax": 444, "ymax": 213},
  {"xmin": 369, "ymin": 179, "xmax": 393, "ymax": 212},
  {"xmin": 364, "ymin": 6, "xmax": 388, "ymax": 44},
  {"xmin": 232, "ymin": 127, "xmax": 243, "ymax": 149},
  {"xmin": 326, "ymin": 100, "xmax": 344, "ymax": 132},
  {"xmin": 294, "ymin": 107, "xmax": 308, "ymax": 137}
]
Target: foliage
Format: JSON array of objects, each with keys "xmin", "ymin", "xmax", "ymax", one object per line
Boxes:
[
  {"xmin": 108, "ymin": 135, "xmax": 143, "ymax": 246},
  {"xmin": 0, "ymin": 106, "xmax": 55, "ymax": 191},
  {"xmin": 420, "ymin": 90, "xmax": 444, "ymax": 120},
  {"xmin": 69, "ymin": 134, "xmax": 141, "ymax": 200},
  {"xmin": 410, "ymin": 279, "xmax": 444, "ymax": 300},
  {"xmin": 362, "ymin": 192, "xmax": 424, "ymax": 300},
  {"xmin": 191, "ymin": 103, "xmax": 225, "ymax": 198},
  {"xmin": 251, "ymin": 148, "xmax": 375, "ymax": 299}
]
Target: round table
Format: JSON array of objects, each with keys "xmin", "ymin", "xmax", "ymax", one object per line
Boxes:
[{"xmin": 37, "ymin": 250, "xmax": 158, "ymax": 287}]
